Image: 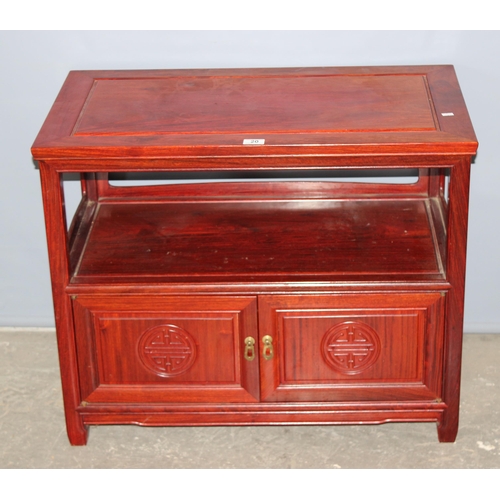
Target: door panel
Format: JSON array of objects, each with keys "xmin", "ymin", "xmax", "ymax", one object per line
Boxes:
[
  {"xmin": 258, "ymin": 293, "xmax": 444, "ymax": 402},
  {"xmin": 72, "ymin": 295, "xmax": 259, "ymax": 403}
]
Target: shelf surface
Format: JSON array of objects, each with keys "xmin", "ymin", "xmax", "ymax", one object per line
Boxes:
[
  {"xmin": 73, "ymin": 198, "xmax": 444, "ymax": 284},
  {"xmin": 32, "ymin": 66, "xmax": 477, "ymax": 160}
]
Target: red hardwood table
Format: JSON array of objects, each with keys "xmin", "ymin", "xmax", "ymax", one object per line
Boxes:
[{"xmin": 32, "ymin": 66, "xmax": 477, "ymax": 445}]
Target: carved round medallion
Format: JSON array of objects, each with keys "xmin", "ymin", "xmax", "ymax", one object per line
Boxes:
[
  {"xmin": 138, "ymin": 324, "xmax": 196, "ymax": 377},
  {"xmin": 321, "ymin": 321, "xmax": 381, "ymax": 375}
]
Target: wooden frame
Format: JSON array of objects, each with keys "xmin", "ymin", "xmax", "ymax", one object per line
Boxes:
[{"xmin": 33, "ymin": 66, "xmax": 477, "ymax": 445}]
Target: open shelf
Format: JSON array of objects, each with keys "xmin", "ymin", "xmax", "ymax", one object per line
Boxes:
[{"xmin": 71, "ymin": 196, "xmax": 446, "ymax": 285}]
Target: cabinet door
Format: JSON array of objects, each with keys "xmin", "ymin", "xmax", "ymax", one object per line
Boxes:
[
  {"xmin": 72, "ymin": 295, "xmax": 259, "ymax": 404},
  {"xmin": 258, "ymin": 293, "xmax": 444, "ymax": 402}
]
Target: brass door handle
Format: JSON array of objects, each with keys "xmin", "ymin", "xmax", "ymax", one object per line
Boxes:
[
  {"xmin": 244, "ymin": 336, "xmax": 255, "ymax": 361},
  {"xmin": 262, "ymin": 335, "xmax": 274, "ymax": 360}
]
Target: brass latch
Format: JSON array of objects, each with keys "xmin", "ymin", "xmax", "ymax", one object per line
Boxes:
[
  {"xmin": 262, "ymin": 335, "xmax": 274, "ymax": 360},
  {"xmin": 244, "ymin": 336, "xmax": 256, "ymax": 361}
]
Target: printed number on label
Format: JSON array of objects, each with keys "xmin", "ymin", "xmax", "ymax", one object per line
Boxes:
[{"xmin": 243, "ymin": 139, "xmax": 265, "ymax": 145}]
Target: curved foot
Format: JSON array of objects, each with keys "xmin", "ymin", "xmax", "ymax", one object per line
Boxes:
[
  {"xmin": 437, "ymin": 413, "xmax": 458, "ymax": 443},
  {"xmin": 67, "ymin": 418, "xmax": 89, "ymax": 446}
]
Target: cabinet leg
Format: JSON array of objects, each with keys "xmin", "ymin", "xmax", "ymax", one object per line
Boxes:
[
  {"xmin": 437, "ymin": 411, "xmax": 459, "ymax": 443},
  {"xmin": 66, "ymin": 416, "xmax": 89, "ymax": 446},
  {"xmin": 436, "ymin": 158, "xmax": 470, "ymax": 445}
]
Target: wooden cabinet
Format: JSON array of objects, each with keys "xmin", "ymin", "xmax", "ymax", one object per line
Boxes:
[{"xmin": 32, "ymin": 66, "xmax": 477, "ymax": 445}]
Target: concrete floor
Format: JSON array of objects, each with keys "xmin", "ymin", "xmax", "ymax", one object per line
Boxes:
[{"xmin": 1, "ymin": 329, "xmax": 499, "ymax": 469}]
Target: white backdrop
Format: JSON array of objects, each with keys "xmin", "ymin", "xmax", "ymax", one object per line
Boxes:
[{"xmin": 1, "ymin": 30, "xmax": 498, "ymax": 332}]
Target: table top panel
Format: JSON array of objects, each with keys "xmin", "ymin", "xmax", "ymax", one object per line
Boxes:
[
  {"xmin": 32, "ymin": 66, "xmax": 478, "ymax": 160},
  {"xmin": 74, "ymin": 74, "xmax": 436, "ymax": 136}
]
